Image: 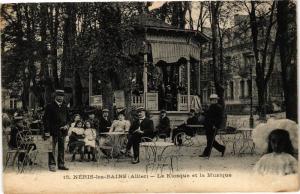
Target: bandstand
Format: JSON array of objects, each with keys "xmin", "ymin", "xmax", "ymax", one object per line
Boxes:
[{"xmin": 126, "ymin": 14, "xmax": 210, "ymax": 124}]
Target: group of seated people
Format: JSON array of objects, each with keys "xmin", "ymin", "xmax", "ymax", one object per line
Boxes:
[
  {"xmin": 7, "ymin": 106, "xmax": 204, "ymax": 165},
  {"xmin": 66, "ymin": 108, "xmax": 131, "ymax": 162}
]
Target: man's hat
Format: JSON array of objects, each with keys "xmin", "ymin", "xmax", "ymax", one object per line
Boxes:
[
  {"xmin": 102, "ymin": 108, "xmax": 109, "ymax": 112},
  {"xmin": 13, "ymin": 116, "xmax": 23, "ymax": 121},
  {"xmin": 55, "ymin": 89, "xmax": 65, "ymax": 96},
  {"xmin": 86, "ymin": 108, "xmax": 96, "ymax": 114},
  {"xmin": 160, "ymin": 109, "xmax": 167, "ymax": 113},
  {"xmin": 209, "ymin": 94, "xmax": 219, "ymax": 99},
  {"xmin": 136, "ymin": 107, "xmax": 145, "ymax": 112}
]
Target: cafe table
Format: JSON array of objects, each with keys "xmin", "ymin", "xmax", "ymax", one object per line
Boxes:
[
  {"xmin": 235, "ymin": 127, "xmax": 255, "ymax": 155},
  {"xmin": 99, "ymin": 132, "xmax": 128, "ymax": 161},
  {"xmin": 140, "ymin": 141, "xmax": 174, "ymax": 173}
]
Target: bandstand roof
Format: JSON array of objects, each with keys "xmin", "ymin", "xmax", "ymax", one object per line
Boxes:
[{"xmin": 126, "ymin": 14, "xmax": 210, "ymax": 64}]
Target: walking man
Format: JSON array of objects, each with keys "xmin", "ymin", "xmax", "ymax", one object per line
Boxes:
[
  {"xmin": 199, "ymin": 94, "xmax": 226, "ymax": 157},
  {"xmin": 43, "ymin": 90, "xmax": 70, "ymax": 172}
]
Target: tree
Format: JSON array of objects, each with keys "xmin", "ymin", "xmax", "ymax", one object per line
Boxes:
[
  {"xmin": 276, "ymin": 0, "xmax": 297, "ymax": 122},
  {"xmin": 244, "ymin": 1, "xmax": 279, "ymax": 119}
]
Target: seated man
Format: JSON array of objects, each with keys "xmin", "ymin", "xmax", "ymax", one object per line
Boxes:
[
  {"xmin": 156, "ymin": 109, "xmax": 171, "ymax": 138},
  {"xmin": 9, "ymin": 114, "xmax": 37, "ymax": 164},
  {"xmin": 172, "ymin": 109, "xmax": 200, "ymax": 144},
  {"xmin": 123, "ymin": 107, "xmax": 154, "ymax": 164}
]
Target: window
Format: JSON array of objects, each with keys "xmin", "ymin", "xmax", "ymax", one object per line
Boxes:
[
  {"xmin": 240, "ymin": 80, "xmax": 245, "ymax": 98},
  {"xmin": 230, "ymin": 81, "xmax": 234, "ymax": 100},
  {"xmin": 10, "ymin": 99, "xmax": 17, "ymax": 109}
]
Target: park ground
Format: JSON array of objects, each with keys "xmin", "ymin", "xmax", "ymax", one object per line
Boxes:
[{"xmin": 3, "ymin": 134, "xmax": 299, "ymax": 193}]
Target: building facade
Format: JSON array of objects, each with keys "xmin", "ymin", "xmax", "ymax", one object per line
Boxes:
[{"xmin": 200, "ymin": 15, "xmax": 284, "ymax": 114}]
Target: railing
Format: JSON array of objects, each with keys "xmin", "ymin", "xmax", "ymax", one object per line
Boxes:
[
  {"xmin": 177, "ymin": 94, "xmax": 202, "ymax": 111},
  {"xmin": 131, "ymin": 95, "xmax": 144, "ymax": 108}
]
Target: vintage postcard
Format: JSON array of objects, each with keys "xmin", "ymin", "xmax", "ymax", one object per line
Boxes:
[{"xmin": 1, "ymin": 1, "xmax": 299, "ymax": 193}]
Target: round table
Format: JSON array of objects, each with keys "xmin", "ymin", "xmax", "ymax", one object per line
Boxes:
[
  {"xmin": 235, "ymin": 128, "xmax": 255, "ymax": 155},
  {"xmin": 140, "ymin": 141, "xmax": 175, "ymax": 173},
  {"xmin": 99, "ymin": 132, "xmax": 128, "ymax": 159}
]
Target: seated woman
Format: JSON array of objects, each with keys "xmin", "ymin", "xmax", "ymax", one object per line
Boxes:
[
  {"xmin": 109, "ymin": 109, "xmax": 130, "ymax": 133},
  {"xmin": 253, "ymin": 119, "xmax": 298, "ymax": 176},
  {"xmin": 100, "ymin": 109, "xmax": 130, "ymax": 157},
  {"xmin": 84, "ymin": 121, "xmax": 97, "ymax": 162},
  {"xmin": 68, "ymin": 120, "xmax": 85, "ymax": 162}
]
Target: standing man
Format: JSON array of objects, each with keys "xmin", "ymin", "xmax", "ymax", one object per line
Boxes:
[
  {"xmin": 124, "ymin": 107, "xmax": 154, "ymax": 164},
  {"xmin": 43, "ymin": 90, "xmax": 70, "ymax": 172},
  {"xmin": 199, "ymin": 94, "xmax": 226, "ymax": 158}
]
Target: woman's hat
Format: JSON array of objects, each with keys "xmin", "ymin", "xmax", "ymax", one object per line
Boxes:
[
  {"xmin": 117, "ymin": 108, "xmax": 126, "ymax": 115},
  {"xmin": 252, "ymin": 118, "xmax": 298, "ymax": 154}
]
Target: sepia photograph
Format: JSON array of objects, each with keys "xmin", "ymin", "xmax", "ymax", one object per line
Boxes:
[{"xmin": 1, "ymin": 1, "xmax": 299, "ymax": 193}]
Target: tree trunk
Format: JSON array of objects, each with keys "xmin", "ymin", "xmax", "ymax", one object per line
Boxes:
[
  {"xmin": 277, "ymin": 0, "xmax": 297, "ymax": 122},
  {"xmin": 72, "ymin": 70, "xmax": 83, "ymax": 109}
]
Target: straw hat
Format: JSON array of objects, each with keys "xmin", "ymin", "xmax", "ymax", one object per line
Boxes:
[{"xmin": 252, "ymin": 118, "xmax": 298, "ymax": 154}]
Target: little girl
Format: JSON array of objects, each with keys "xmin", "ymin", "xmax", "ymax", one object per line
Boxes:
[
  {"xmin": 253, "ymin": 119, "xmax": 298, "ymax": 176},
  {"xmin": 68, "ymin": 120, "xmax": 85, "ymax": 162},
  {"xmin": 84, "ymin": 121, "xmax": 97, "ymax": 162}
]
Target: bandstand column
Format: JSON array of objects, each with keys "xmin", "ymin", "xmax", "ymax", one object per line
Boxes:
[
  {"xmin": 143, "ymin": 54, "xmax": 148, "ymax": 109},
  {"xmin": 187, "ymin": 60, "xmax": 191, "ymax": 111}
]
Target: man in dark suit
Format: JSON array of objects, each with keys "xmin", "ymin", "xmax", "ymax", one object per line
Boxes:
[
  {"xmin": 124, "ymin": 107, "xmax": 154, "ymax": 164},
  {"xmin": 199, "ymin": 94, "xmax": 225, "ymax": 158},
  {"xmin": 98, "ymin": 109, "xmax": 112, "ymax": 133},
  {"xmin": 156, "ymin": 109, "xmax": 171, "ymax": 138},
  {"xmin": 86, "ymin": 108, "xmax": 100, "ymax": 132},
  {"xmin": 43, "ymin": 90, "xmax": 70, "ymax": 171}
]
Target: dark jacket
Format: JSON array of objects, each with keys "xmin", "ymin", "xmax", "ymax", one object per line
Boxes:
[
  {"xmin": 99, "ymin": 116, "xmax": 112, "ymax": 133},
  {"xmin": 87, "ymin": 118, "xmax": 100, "ymax": 132},
  {"xmin": 157, "ymin": 117, "xmax": 170, "ymax": 131},
  {"xmin": 204, "ymin": 103, "xmax": 223, "ymax": 129},
  {"xmin": 129, "ymin": 117, "xmax": 154, "ymax": 138},
  {"xmin": 43, "ymin": 101, "xmax": 70, "ymax": 137},
  {"xmin": 9, "ymin": 125, "xmax": 23, "ymax": 148}
]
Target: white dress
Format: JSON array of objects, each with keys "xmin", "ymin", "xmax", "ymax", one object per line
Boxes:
[
  {"xmin": 84, "ymin": 128, "xmax": 97, "ymax": 147},
  {"xmin": 254, "ymin": 152, "xmax": 298, "ymax": 176},
  {"xmin": 110, "ymin": 120, "xmax": 130, "ymax": 132}
]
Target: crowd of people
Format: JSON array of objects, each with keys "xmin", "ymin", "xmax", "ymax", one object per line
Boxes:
[{"xmin": 4, "ymin": 89, "xmax": 298, "ymax": 176}]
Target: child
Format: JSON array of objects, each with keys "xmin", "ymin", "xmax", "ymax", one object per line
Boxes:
[
  {"xmin": 252, "ymin": 119, "xmax": 298, "ymax": 176},
  {"xmin": 68, "ymin": 120, "xmax": 85, "ymax": 162},
  {"xmin": 84, "ymin": 121, "xmax": 97, "ymax": 162}
]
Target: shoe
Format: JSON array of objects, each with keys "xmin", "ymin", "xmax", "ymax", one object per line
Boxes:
[
  {"xmin": 199, "ymin": 154, "xmax": 209, "ymax": 158},
  {"xmin": 71, "ymin": 155, "xmax": 75, "ymax": 162},
  {"xmin": 221, "ymin": 147, "xmax": 226, "ymax": 157},
  {"xmin": 49, "ymin": 166, "xmax": 56, "ymax": 172},
  {"xmin": 92, "ymin": 158, "xmax": 97, "ymax": 162},
  {"xmin": 58, "ymin": 166, "xmax": 69, "ymax": 170},
  {"xmin": 120, "ymin": 149, "xmax": 126, "ymax": 154},
  {"xmin": 131, "ymin": 158, "xmax": 139, "ymax": 164},
  {"xmin": 125, "ymin": 151, "xmax": 133, "ymax": 158}
]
